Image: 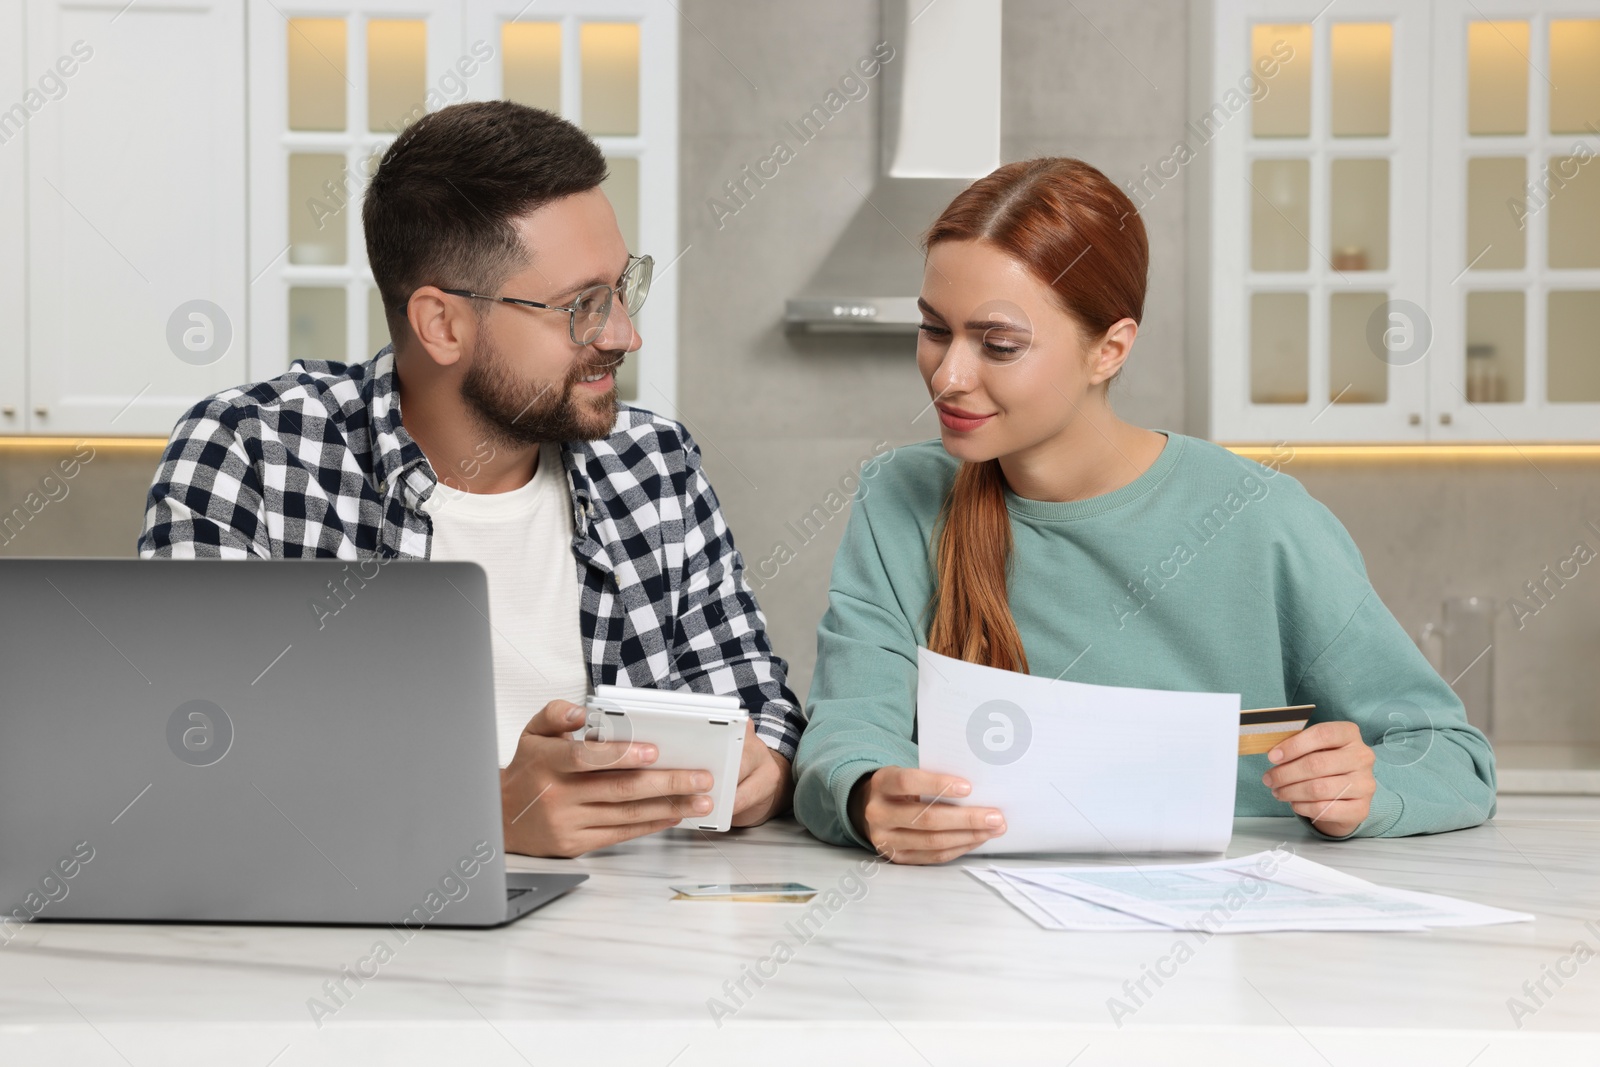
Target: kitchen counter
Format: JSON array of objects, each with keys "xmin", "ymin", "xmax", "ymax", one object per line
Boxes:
[
  {"xmin": 1495, "ymin": 742, "xmax": 1600, "ymax": 795},
  {"xmin": 1, "ymin": 815, "xmax": 1597, "ymax": 1065}
]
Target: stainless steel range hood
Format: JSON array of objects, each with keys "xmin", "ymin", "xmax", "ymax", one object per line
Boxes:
[{"xmin": 785, "ymin": 0, "xmax": 1002, "ymax": 334}]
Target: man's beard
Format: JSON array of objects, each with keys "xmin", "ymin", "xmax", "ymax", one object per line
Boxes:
[{"xmin": 460, "ymin": 332, "xmax": 620, "ymax": 447}]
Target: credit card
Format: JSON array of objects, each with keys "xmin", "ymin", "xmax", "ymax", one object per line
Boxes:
[
  {"xmin": 1238, "ymin": 704, "xmax": 1314, "ymax": 756},
  {"xmin": 669, "ymin": 881, "xmax": 816, "ymax": 903}
]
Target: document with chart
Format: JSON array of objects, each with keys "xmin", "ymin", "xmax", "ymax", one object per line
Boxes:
[
  {"xmin": 915, "ymin": 649, "xmax": 1239, "ymax": 856},
  {"xmin": 968, "ymin": 851, "xmax": 1534, "ymax": 932}
]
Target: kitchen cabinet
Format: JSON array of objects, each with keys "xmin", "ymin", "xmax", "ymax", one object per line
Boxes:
[
  {"xmin": 24, "ymin": 0, "xmax": 246, "ymax": 437},
  {"xmin": 1428, "ymin": 1, "xmax": 1600, "ymax": 441},
  {"xmin": 1192, "ymin": 0, "xmax": 1600, "ymax": 442},
  {"xmin": 1, "ymin": 1, "xmax": 26, "ymax": 433},
  {"xmin": 247, "ymin": 0, "xmax": 679, "ymax": 412},
  {"xmin": 2, "ymin": 0, "xmax": 677, "ymax": 438}
]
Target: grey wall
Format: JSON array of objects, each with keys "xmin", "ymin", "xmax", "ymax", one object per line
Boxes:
[{"xmin": 1, "ymin": 0, "xmax": 1594, "ymax": 746}]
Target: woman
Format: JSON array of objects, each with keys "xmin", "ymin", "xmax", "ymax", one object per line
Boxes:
[{"xmin": 792, "ymin": 158, "xmax": 1495, "ymax": 865}]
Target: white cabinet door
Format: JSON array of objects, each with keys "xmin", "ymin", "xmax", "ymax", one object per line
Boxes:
[
  {"xmin": 26, "ymin": 0, "xmax": 245, "ymax": 437},
  {"xmin": 1428, "ymin": 1, "xmax": 1600, "ymax": 441},
  {"xmin": 1207, "ymin": 0, "xmax": 1432, "ymax": 443},
  {"xmin": 0, "ymin": 0, "xmax": 26, "ymax": 433},
  {"xmin": 1206, "ymin": 0, "xmax": 1600, "ymax": 443}
]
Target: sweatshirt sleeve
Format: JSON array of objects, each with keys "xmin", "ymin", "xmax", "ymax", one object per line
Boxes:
[
  {"xmin": 792, "ymin": 490, "xmax": 924, "ymax": 849},
  {"xmin": 1278, "ymin": 495, "xmax": 1496, "ymax": 839}
]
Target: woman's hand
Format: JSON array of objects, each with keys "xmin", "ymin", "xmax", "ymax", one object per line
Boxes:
[
  {"xmin": 1261, "ymin": 720, "xmax": 1377, "ymax": 838},
  {"xmin": 848, "ymin": 766, "xmax": 1006, "ymax": 864}
]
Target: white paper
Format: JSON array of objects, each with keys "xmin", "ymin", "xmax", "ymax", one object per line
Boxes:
[
  {"xmin": 966, "ymin": 867, "xmax": 1163, "ymax": 931},
  {"xmin": 985, "ymin": 851, "xmax": 1533, "ymax": 933},
  {"xmin": 916, "ymin": 649, "xmax": 1239, "ymax": 856}
]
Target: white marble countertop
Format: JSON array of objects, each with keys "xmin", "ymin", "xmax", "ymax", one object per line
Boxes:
[{"xmin": 3, "ymin": 813, "xmax": 1598, "ymax": 1066}]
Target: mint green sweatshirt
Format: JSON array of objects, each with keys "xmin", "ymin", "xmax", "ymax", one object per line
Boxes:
[{"xmin": 793, "ymin": 432, "xmax": 1496, "ymax": 849}]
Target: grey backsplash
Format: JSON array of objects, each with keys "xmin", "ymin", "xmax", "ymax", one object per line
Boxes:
[{"xmin": 3, "ymin": 1, "xmax": 1593, "ymax": 744}]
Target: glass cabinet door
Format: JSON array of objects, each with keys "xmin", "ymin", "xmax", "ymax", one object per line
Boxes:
[
  {"xmin": 252, "ymin": 2, "xmax": 678, "ymax": 411},
  {"xmin": 1212, "ymin": 0, "xmax": 1430, "ymax": 443},
  {"xmin": 1430, "ymin": 5, "xmax": 1600, "ymax": 439},
  {"xmin": 1212, "ymin": 0, "xmax": 1598, "ymax": 442}
]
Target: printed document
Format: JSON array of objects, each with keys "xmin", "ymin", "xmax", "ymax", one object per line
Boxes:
[{"xmin": 916, "ymin": 649, "xmax": 1239, "ymax": 855}]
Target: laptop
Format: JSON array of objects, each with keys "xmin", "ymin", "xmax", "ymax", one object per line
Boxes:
[{"xmin": 0, "ymin": 558, "xmax": 585, "ymax": 928}]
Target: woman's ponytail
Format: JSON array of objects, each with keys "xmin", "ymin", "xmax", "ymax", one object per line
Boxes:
[{"xmin": 926, "ymin": 459, "xmax": 1028, "ymax": 673}]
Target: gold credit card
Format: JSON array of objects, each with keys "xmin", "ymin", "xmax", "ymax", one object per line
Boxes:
[
  {"xmin": 670, "ymin": 892, "xmax": 817, "ymax": 903},
  {"xmin": 669, "ymin": 882, "xmax": 817, "ymax": 903},
  {"xmin": 1238, "ymin": 705, "xmax": 1314, "ymax": 756}
]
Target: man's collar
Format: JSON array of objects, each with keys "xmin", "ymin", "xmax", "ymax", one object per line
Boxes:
[{"xmin": 367, "ymin": 346, "xmax": 437, "ymax": 509}]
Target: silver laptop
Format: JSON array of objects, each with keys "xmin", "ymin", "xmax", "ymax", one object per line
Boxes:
[{"xmin": 0, "ymin": 558, "xmax": 584, "ymax": 928}]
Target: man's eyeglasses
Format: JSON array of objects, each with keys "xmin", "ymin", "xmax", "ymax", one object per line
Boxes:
[{"xmin": 443, "ymin": 253, "xmax": 653, "ymax": 346}]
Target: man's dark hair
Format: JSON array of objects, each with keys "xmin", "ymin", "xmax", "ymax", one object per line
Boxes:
[{"xmin": 362, "ymin": 100, "xmax": 608, "ymax": 341}]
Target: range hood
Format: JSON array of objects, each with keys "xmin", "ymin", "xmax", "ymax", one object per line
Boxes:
[{"xmin": 785, "ymin": 0, "xmax": 1002, "ymax": 334}]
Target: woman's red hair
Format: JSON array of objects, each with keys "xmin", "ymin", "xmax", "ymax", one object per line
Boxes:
[{"xmin": 923, "ymin": 158, "xmax": 1149, "ymax": 672}]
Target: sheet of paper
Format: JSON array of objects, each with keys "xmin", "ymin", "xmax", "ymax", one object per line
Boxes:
[
  {"xmin": 965, "ymin": 867, "xmax": 1167, "ymax": 931},
  {"xmin": 1003, "ymin": 856, "xmax": 1426, "ymax": 931},
  {"xmin": 965, "ymin": 868, "xmax": 1070, "ymax": 930},
  {"xmin": 916, "ymin": 648, "xmax": 1239, "ymax": 856},
  {"xmin": 1243, "ymin": 854, "xmax": 1536, "ymax": 928},
  {"xmin": 989, "ymin": 851, "xmax": 1533, "ymax": 933}
]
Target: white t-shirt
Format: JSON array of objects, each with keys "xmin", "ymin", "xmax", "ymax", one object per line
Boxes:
[{"xmin": 422, "ymin": 443, "xmax": 589, "ymax": 766}]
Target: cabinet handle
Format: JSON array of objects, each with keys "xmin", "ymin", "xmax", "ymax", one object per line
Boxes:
[
  {"xmin": 1, "ymin": 406, "xmax": 14, "ymax": 417},
  {"xmin": 1408, "ymin": 412, "xmax": 1421, "ymax": 426},
  {"xmin": 1439, "ymin": 412, "xmax": 1453, "ymax": 426},
  {"xmin": 34, "ymin": 406, "xmax": 48, "ymax": 418}
]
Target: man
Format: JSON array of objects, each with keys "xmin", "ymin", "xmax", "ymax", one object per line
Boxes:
[{"xmin": 138, "ymin": 101, "xmax": 801, "ymax": 857}]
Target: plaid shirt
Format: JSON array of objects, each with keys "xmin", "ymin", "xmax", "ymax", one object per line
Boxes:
[{"xmin": 137, "ymin": 349, "xmax": 804, "ymax": 759}]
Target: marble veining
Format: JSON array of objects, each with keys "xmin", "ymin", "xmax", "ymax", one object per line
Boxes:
[{"xmin": 2, "ymin": 815, "xmax": 1598, "ymax": 1065}]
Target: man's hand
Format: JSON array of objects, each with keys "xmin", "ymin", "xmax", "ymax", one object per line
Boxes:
[
  {"xmin": 848, "ymin": 766, "xmax": 1005, "ymax": 865},
  {"xmin": 731, "ymin": 719, "xmax": 792, "ymax": 827},
  {"xmin": 1262, "ymin": 720, "xmax": 1377, "ymax": 838},
  {"xmin": 500, "ymin": 700, "xmax": 714, "ymax": 858}
]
